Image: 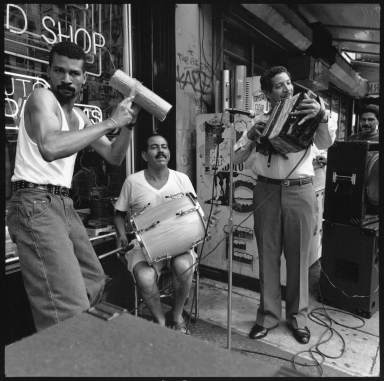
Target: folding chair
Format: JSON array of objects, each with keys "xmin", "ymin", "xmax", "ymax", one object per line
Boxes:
[{"xmin": 117, "ymin": 251, "xmax": 200, "ymax": 323}]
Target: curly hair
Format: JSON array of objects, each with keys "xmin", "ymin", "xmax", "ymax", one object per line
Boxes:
[
  {"xmin": 260, "ymin": 66, "xmax": 291, "ymax": 93},
  {"xmin": 49, "ymin": 41, "xmax": 86, "ymax": 69}
]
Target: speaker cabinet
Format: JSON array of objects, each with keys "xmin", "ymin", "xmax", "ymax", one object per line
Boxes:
[
  {"xmin": 324, "ymin": 140, "xmax": 379, "ymax": 226},
  {"xmin": 319, "ymin": 220, "xmax": 379, "ymax": 318}
]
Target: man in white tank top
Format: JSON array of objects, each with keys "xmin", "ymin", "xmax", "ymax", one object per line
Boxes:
[
  {"xmin": 7, "ymin": 41, "xmax": 140, "ymax": 331},
  {"xmin": 114, "ymin": 135, "xmax": 203, "ymax": 334}
]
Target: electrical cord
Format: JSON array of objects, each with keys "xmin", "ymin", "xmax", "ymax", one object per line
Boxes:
[
  {"xmin": 232, "ymin": 347, "xmax": 315, "ymax": 369},
  {"xmin": 319, "ymin": 261, "xmax": 379, "ymax": 299},
  {"xmin": 290, "ymin": 277, "xmax": 369, "ymax": 376}
]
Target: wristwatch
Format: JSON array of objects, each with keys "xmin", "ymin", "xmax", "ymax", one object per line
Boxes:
[{"xmin": 320, "ymin": 111, "xmax": 329, "ymax": 124}]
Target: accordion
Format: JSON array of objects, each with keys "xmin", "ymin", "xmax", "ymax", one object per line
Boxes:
[{"xmin": 261, "ymin": 92, "xmax": 324, "ymax": 154}]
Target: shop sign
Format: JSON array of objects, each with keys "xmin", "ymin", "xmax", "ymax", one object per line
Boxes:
[
  {"xmin": 367, "ymin": 82, "xmax": 379, "ymax": 95},
  {"xmin": 5, "ymin": 4, "xmax": 105, "ymax": 77},
  {"xmin": 5, "ymin": 71, "xmax": 102, "ymax": 126}
]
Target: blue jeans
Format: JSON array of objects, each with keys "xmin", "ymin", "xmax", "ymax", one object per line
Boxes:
[{"xmin": 7, "ymin": 189, "xmax": 107, "ymax": 331}]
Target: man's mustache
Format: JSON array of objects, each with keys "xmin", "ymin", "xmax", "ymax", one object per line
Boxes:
[
  {"xmin": 155, "ymin": 153, "xmax": 167, "ymax": 159},
  {"xmin": 281, "ymin": 92, "xmax": 293, "ymax": 99},
  {"xmin": 58, "ymin": 85, "xmax": 75, "ymax": 92}
]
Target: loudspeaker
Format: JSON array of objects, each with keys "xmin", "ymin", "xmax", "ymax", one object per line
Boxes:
[
  {"xmin": 324, "ymin": 140, "xmax": 379, "ymax": 226},
  {"xmin": 319, "ymin": 220, "xmax": 379, "ymax": 318}
]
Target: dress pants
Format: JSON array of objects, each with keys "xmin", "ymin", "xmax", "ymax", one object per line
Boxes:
[{"xmin": 253, "ymin": 181, "xmax": 315, "ymax": 329}]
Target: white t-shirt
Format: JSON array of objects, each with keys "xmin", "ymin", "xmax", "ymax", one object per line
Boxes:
[
  {"xmin": 114, "ymin": 169, "xmax": 198, "ymax": 273},
  {"xmin": 115, "ymin": 169, "xmax": 196, "ymax": 213}
]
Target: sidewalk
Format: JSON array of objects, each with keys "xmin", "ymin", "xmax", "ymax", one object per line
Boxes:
[{"xmin": 186, "ymin": 275, "xmax": 380, "ymax": 377}]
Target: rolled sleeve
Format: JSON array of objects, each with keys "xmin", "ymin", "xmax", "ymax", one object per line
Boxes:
[
  {"xmin": 114, "ymin": 179, "xmax": 130, "ymax": 212},
  {"xmin": 314, "ymin": 115, "xmax": 337, "ymax": 150},
  {"xmin": 234, "ymin": 130, "xmax": 252, "ymax": 152}
]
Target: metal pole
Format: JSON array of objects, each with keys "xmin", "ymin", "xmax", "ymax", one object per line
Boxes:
[
  {"xmin": 122, "ymin": 4, "xmax": 135, "ymax": 176},
  {"xmin": 227, "ymin": 112, "xmax": 235, "ymax": 350}
]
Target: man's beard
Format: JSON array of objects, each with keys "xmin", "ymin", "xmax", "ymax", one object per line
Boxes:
[{"xmin": 54, "ymin": 86, "xmax": 77, "ymax": 103}]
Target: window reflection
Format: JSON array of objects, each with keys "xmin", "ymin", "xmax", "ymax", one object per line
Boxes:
[{"xmin": 4, "ymin": 4, "xmax": 128, "ymax": 213}]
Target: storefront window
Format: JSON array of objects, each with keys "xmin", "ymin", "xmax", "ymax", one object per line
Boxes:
[
  {"xmin": 4, "ymin": 4, "xmax": 130, "ymax": 211},
  {"xmin": 319, "ymin": 87, "xmax": 353, "ymax": 141}
]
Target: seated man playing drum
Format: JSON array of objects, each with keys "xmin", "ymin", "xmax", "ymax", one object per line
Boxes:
[{"xmin": 114, "ymin": 134, "xmax": 203, "ymax": 334}]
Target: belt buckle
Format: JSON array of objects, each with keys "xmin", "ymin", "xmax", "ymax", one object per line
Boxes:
[{"xmin": 282, "ymin": 179, "xmax": 290, "ymax": 186}]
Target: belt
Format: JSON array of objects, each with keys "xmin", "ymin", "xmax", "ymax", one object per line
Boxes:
[
  {"xmin": 12, "ymin": 180, "xmax": 71, "ymax": 197},
  {"xmin": 257, "ymin": 175, "xmax": 313, "ymax": 187}
]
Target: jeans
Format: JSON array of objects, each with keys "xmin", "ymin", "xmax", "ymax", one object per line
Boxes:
[{"xmin": 7, "ymin": 188, "xmax": 107, "ymax": 331}]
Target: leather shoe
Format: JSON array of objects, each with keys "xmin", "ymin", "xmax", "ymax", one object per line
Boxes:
[
  {"xmin": 249, "ymin": 323, "xmax": 269, "ymax": 340},
  {"xmin": 290, "ymin": 326, "xmax": 310, "ymax": 344}
]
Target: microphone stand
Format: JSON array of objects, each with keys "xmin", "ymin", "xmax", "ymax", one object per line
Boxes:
[{"xmin": 226, "ymin": 111, "xmax": 235, "ymax": 350}]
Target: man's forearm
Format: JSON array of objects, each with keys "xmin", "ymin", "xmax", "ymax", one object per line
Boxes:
[
  {"xmin": 108, "ymin": 127, "xmax": 133, "ymax": 165},
  {"xmin": 314, "ymin": 121, "xmax": 336, "ymax": 150},
  {"xmin": 233, "ymin": 137, "xmax": 254, "ymax": 165},
  {"xmin": 113, "ymin": 213, "xmax": 127, "ymax": 238},
  {"xmin": 39, "ymin": 119, "xmax": 117, "ymax": 162}
]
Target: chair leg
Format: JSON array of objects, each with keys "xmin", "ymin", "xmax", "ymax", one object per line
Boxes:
[
  {"xmin": 194, "ymin": 268, "xmax": 199, "ymax": 320},
  {"xmin": 134, "ymin": 283, "xmax": 138, "ymax": 317}
]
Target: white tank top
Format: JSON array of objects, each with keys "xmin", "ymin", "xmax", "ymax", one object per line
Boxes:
[{"xmin": 12, "ymin": 99, "xmax": 85, "ymax": 188}]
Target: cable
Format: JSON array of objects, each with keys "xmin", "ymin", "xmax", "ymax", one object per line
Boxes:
[
  {"xmin": 290, "ymin": 274, "xmax": 369, "ymax": 376},
  {"xmin": 231, "ymin": 347, "xmax": 314, "ymax": 368},
  {"xmin": 319, "ymin": 261, "xmax": 379, "ymax": 299}
]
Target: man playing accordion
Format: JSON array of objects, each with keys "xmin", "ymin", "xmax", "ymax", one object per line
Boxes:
[{"xmin": 234, "ymin": 66, "xmax": 336, "ymax": 344}]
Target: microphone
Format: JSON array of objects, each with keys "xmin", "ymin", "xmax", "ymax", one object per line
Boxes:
[{"xmin": 225, "ymin": 108, "xmax": 256, "ymax": 118}]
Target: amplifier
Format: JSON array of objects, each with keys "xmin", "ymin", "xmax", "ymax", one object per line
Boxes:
[
  {"xmin": 323, "ymin": 140, "xmax": 379, "ymax": 226},
  {"xmin": 319, "ymin": 220, "xmax": 379, "ymax": 318}
]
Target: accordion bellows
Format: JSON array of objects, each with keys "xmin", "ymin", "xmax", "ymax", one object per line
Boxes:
[{"xmin": 262, "ymin": 92, "xmax": 324, "ymax": 154}]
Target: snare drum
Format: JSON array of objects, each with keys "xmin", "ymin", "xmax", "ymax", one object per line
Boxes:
[{"xmin": 130, "ymin": 193, "xmax": 206, "ymax": 265}]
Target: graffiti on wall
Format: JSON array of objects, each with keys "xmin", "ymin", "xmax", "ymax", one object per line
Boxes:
[{"xmin": 176, "ymin": 49, "xmax": 212, "ymax": 103}]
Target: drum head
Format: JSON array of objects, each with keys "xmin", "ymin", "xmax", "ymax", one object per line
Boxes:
[{"xmin": 366, "ymin": 152, "xmax": 379, "ymax": 206}]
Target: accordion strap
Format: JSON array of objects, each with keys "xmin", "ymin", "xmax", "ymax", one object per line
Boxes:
[{"xmin": 284, "ymin": 146, "xmax": 310, "ymax": 180}]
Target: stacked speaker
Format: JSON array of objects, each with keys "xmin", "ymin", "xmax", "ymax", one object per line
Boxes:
[{"xmin": 320, "ymin": 141, "xmax": 379, "ymax": 318}]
